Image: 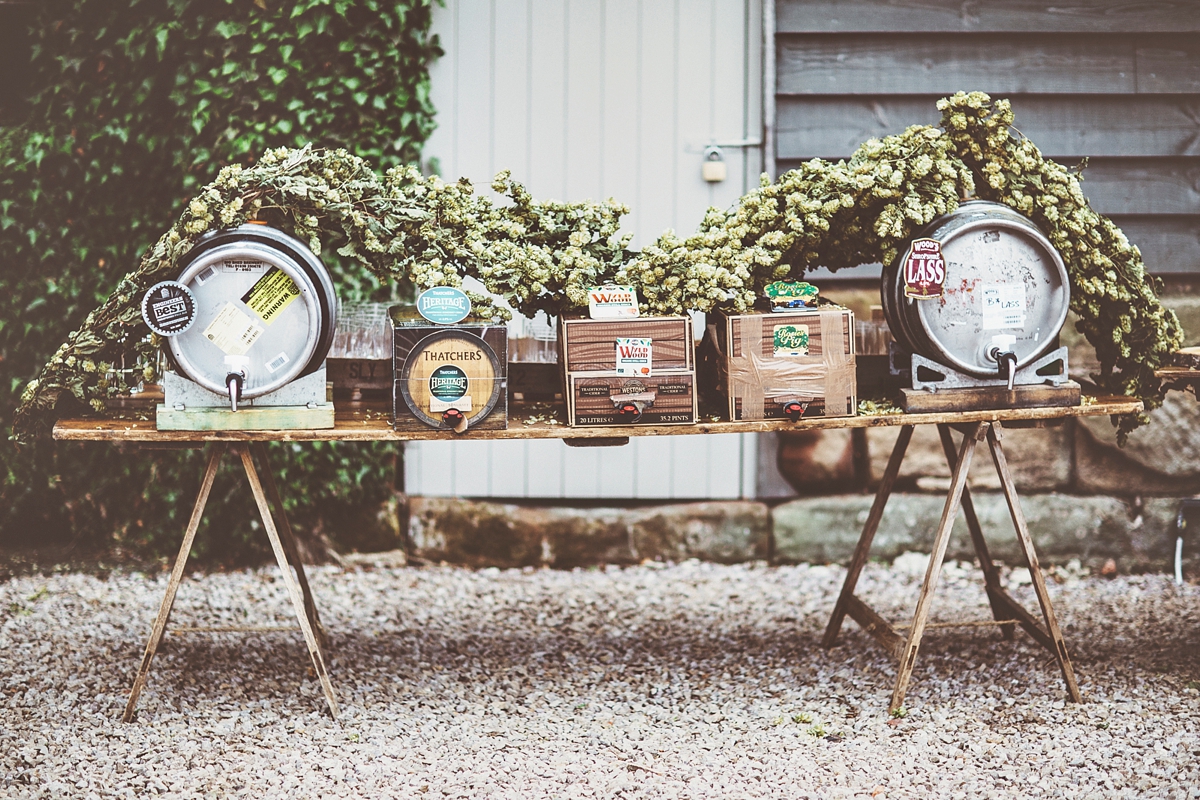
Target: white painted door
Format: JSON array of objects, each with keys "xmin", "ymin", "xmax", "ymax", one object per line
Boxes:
[{"xmin": 407, "ymin": 0, "xmax": 764, "ymax": 500}]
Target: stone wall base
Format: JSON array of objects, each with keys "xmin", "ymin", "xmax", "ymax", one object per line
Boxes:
[{"xmin": 397, "ymin": 493, "xmax": 1194, "ymax": 573}]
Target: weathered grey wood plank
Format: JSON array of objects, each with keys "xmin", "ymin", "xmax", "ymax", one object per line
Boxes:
[
  {"xmin": 777, "ymin": 0, "xmax": 1200, "ymax": 33},
  {"xmin": 1077, "ymin": 158, "xmax": 1200, "ymax": 215},
  {"xmin": 779, "ymin": 35, "xmax": 1137, "ymax": 95},
  {"xmin": 1138, "ymin": 42, "xmax": 1200, "ymax": 93},
  {"xmin": 780, "ymin": 156, "xmax": 1200, "ymax": 216},
  {"xmin": 778, "ymin": 35, "xmax": 1200, "ymax": 95},
  {"xmin": 776, "ymin": 96, "xmax": 1200, "ymax": 159},
  {"xmin": 1108, "ymin": 215, "xmax": 1200, "ymax": 274}
]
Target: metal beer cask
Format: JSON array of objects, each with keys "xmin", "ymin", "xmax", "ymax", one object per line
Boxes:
[
  {"xmin": 881, "ymin": 200, "xmax": 1069, "ymax": 379},
  {"xmin": 166, "ymin": 224, "xmax": 337, "ymax": 399}
]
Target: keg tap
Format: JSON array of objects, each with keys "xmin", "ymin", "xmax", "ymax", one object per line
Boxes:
[{"xmin": 988, "ymin": 335, "xmax": 1019, "ymax": 391}]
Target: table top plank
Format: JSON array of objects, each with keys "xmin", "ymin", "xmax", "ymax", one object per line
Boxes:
[{"xmin": 51, "ymin": 396, "xmax": 1143, "ymax": 442}]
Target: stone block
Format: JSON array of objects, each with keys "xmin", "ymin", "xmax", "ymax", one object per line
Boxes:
[
  {"xmin": 866, "ymin": 423, "xmax": 1072, "ymax": 492},
  {"xmin": 407, "ymin": 497, "xmax": 550, "ymax": 568},
  {"xmin": 406, "ymin": 497, "xmax": 770, "ymax": 568},
  {"xmin": 771, "ymin": 492, "xmax": 1141, "ymax": 568},
  {"xmin": 1075, "ymin": 392, "xmax": 1200, "ymax": 496},
  {"xmin": 630, "ymin": 502, "xmax": 771, "ymax": 564}
]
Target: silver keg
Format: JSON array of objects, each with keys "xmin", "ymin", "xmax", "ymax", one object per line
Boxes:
[
  {"xmin": 166, "ymin": 224, "xmax": 337, "ymax": 404},
  {"xmin": 881, "ymin": 200, "xmax": 1069, "ymax": 380}
]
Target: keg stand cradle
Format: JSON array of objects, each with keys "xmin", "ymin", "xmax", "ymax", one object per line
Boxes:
[
  {"xmin": 823, "ymin": 200, "xmax": 1087, "ymax": 711},
  {"xmin": 128, "ymin": 223, "xmax": 342, "ymax": 721}
]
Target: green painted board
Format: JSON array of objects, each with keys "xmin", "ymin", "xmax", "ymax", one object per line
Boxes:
[{"xmin": 156, "ymin": 403, "xmax": 335, "ymax": 431}]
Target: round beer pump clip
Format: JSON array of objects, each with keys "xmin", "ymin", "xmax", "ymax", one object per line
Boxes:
[{"xmin": 141, "ymin": 281, "xmax": 197, "ymax": 337}]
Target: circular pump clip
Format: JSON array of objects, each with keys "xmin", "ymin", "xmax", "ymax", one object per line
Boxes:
[
  {"xmin": 442, "ymin": 407, "xmax": 469, "ymax": 435},
  {"xmin": 783, "ymin": 401, "xmax": 807, "ymax": 422}
]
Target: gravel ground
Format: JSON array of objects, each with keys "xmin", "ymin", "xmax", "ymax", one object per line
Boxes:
[{"xmin": 2, "ymin": 558, "xmax": 1198, "ymax": 799}]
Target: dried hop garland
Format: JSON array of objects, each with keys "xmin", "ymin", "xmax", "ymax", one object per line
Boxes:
[{"xmin": 15, "ymin": 94, "xmax": 1182, "ymax": 441}]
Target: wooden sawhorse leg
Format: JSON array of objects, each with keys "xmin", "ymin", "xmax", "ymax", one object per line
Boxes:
[
  {"xmin": 822, "ymin": 421, "xmax": 1082, "ymax": 713},
  {"xmin": 122, "ymin": 443, "xmax": 339, "ymax": 723},
  {"xmin": 123, "ymin": 443, "xmax": 225, "ymax": 722}
]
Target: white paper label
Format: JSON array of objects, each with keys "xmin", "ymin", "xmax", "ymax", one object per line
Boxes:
[
  {"xmin": 587, "ymin": 285, "xmax": 640, "ymax": 319},
  {"xmin": 429, "ymin": 395, "xmax": 473, "ymax": 413},
  {"xmin": 615, "ymin": 337, "xmax": 652, "ymax": 376},
  {"xmin": 221, "ymin": 259, "xmax": 267, "ymax": 274},
  {"xmin": 202, "ymin": 302, "xmax": 264, "ymax": 355},
  {"xmin": 982, "ymin": 283, "xmax": 1026, "ymax": 330}
]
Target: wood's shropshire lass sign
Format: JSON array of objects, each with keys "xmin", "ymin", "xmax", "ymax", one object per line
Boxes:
[{"xmin": 902, "ymin": 238, "xmax": 946, "ymax": 299}]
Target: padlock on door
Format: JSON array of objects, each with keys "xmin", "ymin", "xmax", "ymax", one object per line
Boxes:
[{"xmin": 702, "ymin": 145, "xmax": 727, "ymax": 183}]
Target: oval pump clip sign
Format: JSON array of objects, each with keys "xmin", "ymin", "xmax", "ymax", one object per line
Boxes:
[{"xmin": 416, "ymin": 286, "xmax": 472, "ymax": 325}]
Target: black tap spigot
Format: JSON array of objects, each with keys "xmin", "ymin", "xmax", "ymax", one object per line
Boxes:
[
  {"xmin": 225, "ymin": 371, "xmax": 245, "ymax": 412},
  {"xmin": 782, "ymin": 401, "xmax": 807, "ymax": 422},
  {"xmin": 615, "ymin": 402, "xmax": 641, "ymax": 423},
  {"xmin": 442, "ymin": 408, "xmax": 467, "ymax": 433},
  {"xmin": 987, "ymin": 336, "xmax": 1019, "ymax": 391},
  {"xmin": 988, "ymin": 348, "xmax": 1018, "ymax": 391}
]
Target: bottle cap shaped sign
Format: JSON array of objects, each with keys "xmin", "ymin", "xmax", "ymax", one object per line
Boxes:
[
  {"xmin": 765, "ymin": 280, "xmax": 819, "ymax": 311},
  {"xmin": 141, "ymin": 281, "xmax": 198, "ymax": 336},
  {"xmin": 903, "ymin": 238, "xmax": 946, "ymax": 299},
  {"xmin": 417, "ymin": 286, "xmax": 472, "ymax": 324},
  {"xmin": 587, "ymin": 285, "xmax": 640, "ymax": 319}
]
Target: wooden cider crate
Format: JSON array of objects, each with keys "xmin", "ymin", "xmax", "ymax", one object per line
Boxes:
[
  {"xmin": 558, "ymin": 315, "xmax": 694, "ymax": 373},
  {"xmin": 391, "ymin": 306, "xmax": 508, "ymax": 432},
  {"xmin": 706, "ymin": 307, "xmax": 856, "ymax": 420},
  {"xmin": 567, "ymin": 370, "xmax": 697, "ymax": 427}
]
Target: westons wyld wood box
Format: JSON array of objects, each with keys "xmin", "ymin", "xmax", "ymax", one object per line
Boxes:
[
  {"xmin": 707, "ymin": 307, "xmax": 856, "ymax": 420},
  {"xmin": 558, "ymin": 314, "xmax": 697, "ymax": 427},
  {"xmin": 391, "ymin": 306, "xmax": 508, "ymax": 432}
]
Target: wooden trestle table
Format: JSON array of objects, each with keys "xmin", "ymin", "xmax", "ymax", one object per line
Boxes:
[{"xmin": 53, "ymin": 395, "xmax": 1142, "ymax": 721}]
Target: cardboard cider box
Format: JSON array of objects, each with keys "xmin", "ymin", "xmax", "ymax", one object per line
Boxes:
[
  {"xmin": 706, "ymin": 307, "xmax": 856, "ymax": 420},
  {"xmin": 558, "ymin": 314, "xmax": 697, "ymax": 427}
]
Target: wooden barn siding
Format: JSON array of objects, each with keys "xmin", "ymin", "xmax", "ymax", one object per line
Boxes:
[
  {"xmin": 775, "ymin": 0, "xmax": 1200, "ymax": 276},
  {"xmin": 406, "ymin": 0, "xmax": 764, "ymax": 500}
]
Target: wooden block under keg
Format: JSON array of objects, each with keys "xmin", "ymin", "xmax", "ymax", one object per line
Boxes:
[
  {"xmin": 558, "ymin": 315, "xmax": 694, "ymax": 373},
  {"xmin": 900, "ymin": 381, "xmax": 1081, "ymax": 413},
  {"xmin": 707, "ymin": 307, "xmax": 856, "ymax": 420},
  {"xmin": 567, "ymin": 371, "xmax": 697, "ymax": 427},
  {"xmin": 391, "ymin": 306, "xmax": 507, "ymax": 432}
]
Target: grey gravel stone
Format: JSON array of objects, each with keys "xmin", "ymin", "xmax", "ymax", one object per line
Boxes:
[{"xmin": 1, "ymin": 562, "xmax": 1197, "ymax": 798}]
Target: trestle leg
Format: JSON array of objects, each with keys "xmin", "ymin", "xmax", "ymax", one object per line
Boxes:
[
  {"xmin": 822, "ymin": 425, "xmax": 914, "ymax": 649},
  {"xmin": 889, "ymin": 422, "xmax": 985, "ymax": 713},
  {"xmin": 986, "ymin": 425, "xmax": 1082, "ymax": 703},
  {"xmin": 237, "ymin": 445, "xmax": 340, "ymax": 721},
  {"xmin": 123, "ymin": 443, "xmax": 226, "ymax": 723},
  {"xmin": 249, "ymin": 442, "xmax": 329, "ymax": 651}
]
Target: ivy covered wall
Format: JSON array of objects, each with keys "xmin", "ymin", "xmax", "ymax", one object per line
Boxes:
[{"xmin": 0, "ymin": 0, "xmax": 441, "ymax": 562}]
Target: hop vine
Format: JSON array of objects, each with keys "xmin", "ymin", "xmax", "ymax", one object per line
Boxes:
[{"xmin": 14, "ymin": 94, "xmax": 1182, "ymax": 442}]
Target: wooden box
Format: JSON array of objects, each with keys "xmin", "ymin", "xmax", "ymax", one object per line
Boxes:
[
  {"xmin": 707, "ymin": 307, "xmax": 856, "ymax": 420},
  {"xmin": 567, "ymin": 371, "xmax": 697, "ymax": 427},
  {"xmin": 558, "ymin": 315, "xmax": 694, "ymax": 373},
  {"xmin": 391, "ymin": 306, "xmax": 508, "ymax": 432}
]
